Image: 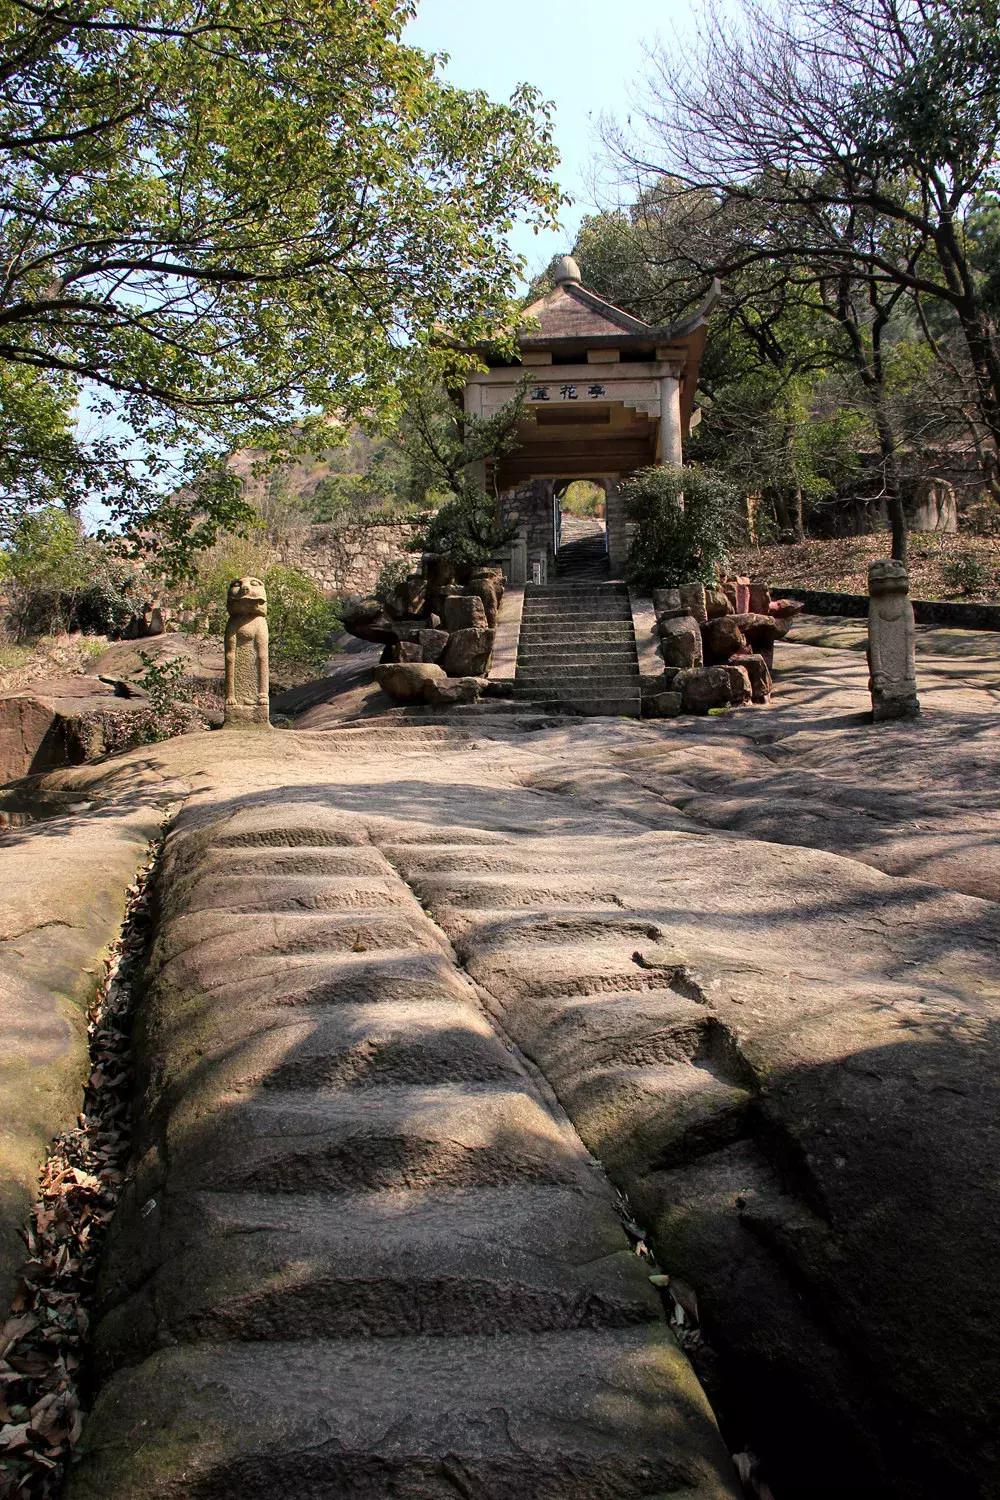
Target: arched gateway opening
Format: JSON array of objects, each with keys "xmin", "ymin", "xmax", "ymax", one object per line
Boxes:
[{"xmin": 462, "ymin": 254, "xmax": 718, "ymax": 586}]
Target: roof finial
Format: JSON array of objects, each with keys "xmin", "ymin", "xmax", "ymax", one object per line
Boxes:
[{"xmin": 552, "ymin": 253, "xmax": 582, "ymax": 286}]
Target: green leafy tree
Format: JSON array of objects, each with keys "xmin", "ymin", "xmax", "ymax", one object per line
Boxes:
[
  {"xmin": 0, "ymin": 0, "xmax": 561, "ymax": 564},
  {"xmin": 622, "ymin": 465, "xmax": 738, "ymax": 588},
  {"xmin": 402, "ymin": 377, "xmax": 526, "ymax": 567}
]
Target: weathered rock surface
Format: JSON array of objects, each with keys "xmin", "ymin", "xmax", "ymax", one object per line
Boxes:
[
  {"xmin": 11, "ymin": 626, "xmax": 1000, "ymax": 1500},
  {"xmin": 0, "ymin": 798, "xmax": 165, "ymax": 1306},
  {"xmin": 68, "ymin": 794, "xmax": 738, "ymax": 1499},
  {"xmin": 0, "ymin": 678, "xmax": 144, "ymax": 785}
]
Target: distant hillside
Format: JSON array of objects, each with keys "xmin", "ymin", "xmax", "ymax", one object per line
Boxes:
[{"xmin": 226, "ymin": 427, "xmax": 418, "ymax": 524}]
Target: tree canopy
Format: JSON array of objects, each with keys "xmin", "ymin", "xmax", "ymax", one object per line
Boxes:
[{"xmin": 0, "ymin": 0, "xmax": 561, "ymax": 565}]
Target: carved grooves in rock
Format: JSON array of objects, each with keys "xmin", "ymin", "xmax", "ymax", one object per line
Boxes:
[{"xmin": 69, "ymin": 808, "xmax": 739, "ymax": 1499}]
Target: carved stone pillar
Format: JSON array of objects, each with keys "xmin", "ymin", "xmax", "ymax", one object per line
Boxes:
[
  {"xmin": 224, "ymin": 576, "xmax": 270, "ymax": 728},
  {"xmin": 867, "ymin": 560, "xmax": 919, "ymax": 722}
]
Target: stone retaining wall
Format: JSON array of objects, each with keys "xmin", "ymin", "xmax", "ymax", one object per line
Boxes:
[
  {"xmin": 778, "ymin": 585, "xmax": 1000, "ymax": 630},
  {"xmin": 278, "ymin": 521, "xmax": 424, "ymax": 598}
]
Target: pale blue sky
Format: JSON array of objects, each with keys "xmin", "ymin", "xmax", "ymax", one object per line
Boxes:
[{"xmin": 406, "ymin": 0, "xmax": 688, "ymax": 285}]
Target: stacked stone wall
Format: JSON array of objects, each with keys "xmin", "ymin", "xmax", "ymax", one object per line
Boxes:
[{"xmin": 277, "ymin": 521, "xmax": 424, "ymax": 598}]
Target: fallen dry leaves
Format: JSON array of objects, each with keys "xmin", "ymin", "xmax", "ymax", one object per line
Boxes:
[{"xmin": 0, "ymin": 836, "xmax": 161, "ymax": 1499}]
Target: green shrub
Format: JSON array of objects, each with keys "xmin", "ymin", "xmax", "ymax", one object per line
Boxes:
[
  {"xmin": 75, "ymin": 556, "xmax": 142, "ymax": 636},
  {"xmin": 2, "ymin": 507, "xmax": 90, "ymax": 637},
  {"xmin": 263, "ymin": 564, "xmax": 341, "ymax": 674},
  {"xmin": 411, "ymin": 478, "xmax": 515, "ymax": 570},
  {"xmin": 173, "ymin": 535, "xmax": 340, "ymax": 677},
  {"xmin": 374, "ymin": 558, "xmax": 412, "ymax": 609},
  {"xmin": 941, "ymin": 553, "xmax": 992, "ymax": 596},
  {"xmin": 622, "ymin": 465, "xmax": 737, "ymax": 589}
]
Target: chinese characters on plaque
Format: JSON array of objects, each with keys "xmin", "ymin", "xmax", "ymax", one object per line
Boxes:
[{"xmin": 529, "ymin": 383, "xmax": 606, "ymax": 402}]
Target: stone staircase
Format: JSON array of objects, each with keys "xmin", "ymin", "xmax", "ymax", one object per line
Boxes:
[
  {"xmin": 514, "ymin": 581, "xmax": 641, "ymax": 716},
  {"xmin": 554, "ymin": 518, "xmax": 609, "ymax": 580}
]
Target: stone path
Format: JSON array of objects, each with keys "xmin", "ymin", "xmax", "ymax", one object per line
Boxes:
[
  {"xmin": 515, "ymin": 583, "xmax": 641, "ymax": 716},
  {"xmin": 68, "ymin": 774, "xmax": 737, "ymax": 1498},
  {"xmin": 6, "ymin": 624, "xmax": 999, "ymax": 1500}
]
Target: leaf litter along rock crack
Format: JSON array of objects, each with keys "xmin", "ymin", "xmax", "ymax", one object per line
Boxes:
[{"xmin": 0, "ymin": 825, "xmax": 166, "ymax": 1500}]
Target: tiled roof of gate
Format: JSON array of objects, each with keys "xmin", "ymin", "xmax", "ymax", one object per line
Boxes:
[{"xmin": 520, "ymin": 281, "xmax": 657, "ymax": 342}]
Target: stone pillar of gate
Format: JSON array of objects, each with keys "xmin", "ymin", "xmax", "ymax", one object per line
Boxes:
[{"xmin": 658, "ymin": 374, "xmax": 683, "ymax": 467}]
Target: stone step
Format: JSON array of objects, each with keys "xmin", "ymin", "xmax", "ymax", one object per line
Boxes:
[
  {"xmin": 94, "ymin": 1183, "xmax": 660, "ymax": 1369},
  {"xmin": 513, "ymin": 695, "xmax": 642, "ymax": 718},
  {"xmin": 518, "ymin": 645, "xmax": 638, "ymax": 659},
  {"xmin": 69, "ymin": 1330, "xmax": 737, "ymax": 1498},
  {"xmin": 164, "ymin": 1082, "xmax": 591, "ymax": 1196},
  {"xmin": 517, "ymin": 669, "xmax": 638, "ymax": 684},
  {"xmin": 519, "ymin": 624, "xmax": 636, "ymax": 638}
]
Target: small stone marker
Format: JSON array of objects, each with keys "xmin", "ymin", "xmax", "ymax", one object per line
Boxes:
[
  {"xmin": 867, "ymin": 560, "xmax": 919, "ymax": 722},
  {"xmin": 224, "ymin": 575, "xmax": 270, "ymax": 727}
]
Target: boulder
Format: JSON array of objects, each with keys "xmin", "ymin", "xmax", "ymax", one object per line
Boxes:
[
  {"xmin": 723, "ymin": 664, "xmax": 753, "ymax": 706},
  {"xmin": 645, "ymin": 691, "xmax": 683, "ymax": 718},
  {"xmin": 380, "ymin": 640, "xmax": 422, "ymax": 665},
  {"xmin": 770, "ymin": 598, "xmax": 806, "ymax": 621},
  {"xmin": 657, "ymin": 614, "xmax": 704, "ymax": 669},
  {"xmin": 720, "ymin": 581, "xmax": 739, "ymax": 612},
  {"xmin": 734, "ymin": 575, "xmax": 751, "ymax": 612},
  {"xmin": 423, "ymin": 676, "xmax": 480, "ymax": 707},
  {"xmin": 701, "ymin": 615, "xmax": 749, "ymax": 664},
  {"xmin": 730, "ymin": 613, "xmax": 789, "ymax": 671},
  {"xmin": 423, "ymin": 552, "xmax": 456, "ymax": 614},
  {"xmin": 742, "ymin": 653, "xmax": 773, "ymax": 703},
  {"xmin": 374, "ymin": 662, "xmax": 446, "ymax": 702},
  {"xmin": 341, "ymin": 596, "xmax": 398, "ymax": 645},
  {"xmin": 416, "ymin": 628, "xmax": 450, "ymax": 664},
  {"xmin": 442, "ymin": 627, "xmax": 494, "ymax": 678},
  {"xmin": 679, "ymin": 666, "xmax": 737, "ymax": 714},
  {"xmin": 443, "ymin": 594, "xmax": 489, "ymax": 632},
  {"xmin": 386, "ymin": 572, "xmax": 427, "ymax": 620},
  {"xmin": 678, "ymin": 583, "xmax": 708, "ymax": 624},
  {"xmin": 748, "ymin": 582, "xmax": 772, "ymax": 615},
  {"xmin": 468, "ymin": 567, "xmax": 505, "ymax": 628},
  {"xmin": 704, "ymin": 586, "xmax": 732, "ymax": 619},
  {"xmin": 0, "ymin": 679, "xmax": 149, "ymax": 784}
]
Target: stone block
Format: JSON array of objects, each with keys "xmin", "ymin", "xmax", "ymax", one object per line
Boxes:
[
  {"xmin": 423, "ymin": 676, "xmax": 481, "ymax": 707},
  {"xmin": 380, "ymin": 639, "xmax": 422, "ymax": 665},
  {"xmin": 705, "ymin": 587, "xmax": 732, "ymax": 619},
  {"xmin": 701, "ymin": 615, "xmax": 749, "ymax": 664},
  {"xmin": 679, "ymin": 666, "xmax": 735, "ymax": 714},
  {"xmin": 416, "ymin": 629, "xmax": 450, "ymax": 664},
  {"xmin": 444, "ymin": 594, "xmax": 489, "ymax": 632},
  {"xmin": 723, "ymin": 664, "xmax": 752, "ymax": 706},
  {"xmin": 748, "ymin": 582, "xmax": 772, "ymax": 615},
  {"xmin": 652, "ymin": 588, "xmax": 684, "ymax": 618},
  {"xmin": 645, "ymin": 691, "xmax": 683, "ymax": 718},
  {"xmin": 742, "ymin": 653, "xmax": 773, "ymax": 703},
  {"xmin": 678, "ymin": 583, "xmax": 708, "ymax": 624},
  {"xmin": 657, "ymin": 614, "xmax": 704, "ymax": 669},
  {"xmin": 442, "ymin": 627, "xmax": 494, "ymax": 678}
]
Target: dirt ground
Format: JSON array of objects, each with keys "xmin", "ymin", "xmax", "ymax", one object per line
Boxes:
[{"xmin": 731, "ymin": 530, "xmax": 1000, "ymax": 600}]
